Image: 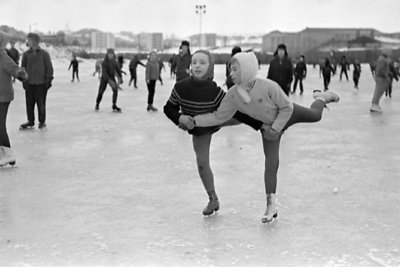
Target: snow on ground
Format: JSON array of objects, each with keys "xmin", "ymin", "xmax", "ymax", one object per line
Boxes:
[{"xmin": 0, "ymin": 59, "xmax": 400, "ymax": 266}]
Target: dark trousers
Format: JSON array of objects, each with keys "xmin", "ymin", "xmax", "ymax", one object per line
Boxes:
[
  {"xmin": 263, "ymin": 101, "xmax": 325, "ymax": 194},
  {"xmin": 340, "ymin": 69, "xmax": 348, "ymax": 81},
  {"xmin": 147, "ymin": 80, "xmax": 156, "ymax": 105},
  {"xmin": 292, "ymin": 76, "xmax": 304, "ymax": 93},
  {"xmin": 25, "ymin": 84, "xmax": 48, "ymax": 124},
  {"xmin": 0, "ymin": 102, "xmax": 11, "ymax": 147},
  {"xmin": 96, "ymin": 78, "xmax": 118, "ymax": 105},
  {"xmin": 129, "ymin": 68, "xmax": 137, "ymax": 87},
  {"xmin": 72, "ymin": 69, "xmax": 79, "ymax": 81},
  {"xmin": 323, "ymin": 75, "xmax": 331, "ymax": 90}
]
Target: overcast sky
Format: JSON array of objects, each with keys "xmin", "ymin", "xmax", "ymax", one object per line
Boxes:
[{"xmin": 1, "ymin": 0, "xmax": 399, "ymax": 37}]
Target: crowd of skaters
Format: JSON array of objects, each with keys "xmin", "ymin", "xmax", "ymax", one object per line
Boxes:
[{"xmin": 0, "ymin": 30, "xmax": 398, "ymax": 223}]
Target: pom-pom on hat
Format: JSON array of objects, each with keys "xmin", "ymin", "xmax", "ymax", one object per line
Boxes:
[{"xmin": 27, "ymin": 32, "xmax": 40, "ymax": 44}]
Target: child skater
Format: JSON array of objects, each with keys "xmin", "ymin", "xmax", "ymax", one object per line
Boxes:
[
  {"xmin": 95, "ymin": 48, "xmax": 123, "ymax": 112},
  {"xmin": 352, "ymin": 60, "xmax": 361, "ymax": 89},
  {"xmin": 322, "ymin": 58, "xmax": 335, "ymax": 91},
  {"xmin": 164, "ymin": 50, "xmax": 264, "ymax": 216},
  {"xmin": 145, "ymin": 51, "xmax": 160, "ymax": 112},
  {"xmin": 68, "ymin": 54, "xmax": 80, "ymax": 82},
  {"xmin": 183, "ymin": 52, "xmax": 339, "ymax": 223}
]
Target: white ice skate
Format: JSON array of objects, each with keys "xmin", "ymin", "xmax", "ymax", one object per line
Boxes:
[
  {"xmin": 261, "ymin": 193, "xmax": 278, "ymax": 223},
  {"xmin": 0, "ymin": 146, "xmax": 16, "ymax": 167},
  {"xmin": 313, "ymin": 90, "xmax": 340, "ymax": 104},
  {"xmin": 370, "ymin": 104, "xmax": 382, "ymax": 113}
]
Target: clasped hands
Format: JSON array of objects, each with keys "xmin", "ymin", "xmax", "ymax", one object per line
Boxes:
[
  {"xmin": 261, "ymin": 124, "xmax": 282, "ymax": 141},
  {"xmin": 178, "ymin": 115, "xmax": 195, "ymax": 130}
]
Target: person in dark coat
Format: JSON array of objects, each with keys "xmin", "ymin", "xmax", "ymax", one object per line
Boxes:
[
  {"xmin": 95, "ymin": 48, "xmax": 123, "ymax": 112},
  {"xmin": 225, "ymin": 46, "xmax": 242, "ymax": 89},
  {"xmin": 20, "ymin": 33, "xmax": 54, "ymax": 130},
  {"xmin": 68, "ymin": 54, "xmax": 80, "ymax": 82},
  {"xmin": 292, "ymin": 55, "xmax": 307, "ymax": 95},
  {"xmin": 168, "ymin": 54, "xmax": 177, "ymax": 78},
  {"xmin": 322, "ymin": 58, "xmax": 335, "ymax": 91},
  {"xmin": 267, "ymin": 43, "xmax": 293, "ymax": 95},
  {"xmin": 385, "ymin": 60, "xmax": 399, "ymax": 98},
  {"xmin": 339, "ymin": 55, "xmax": 349, "ymax": 81},
  {"xmin": 352, "ymin": 61, "xmax": 361, "ymax": 89},
  {"xmin": 128, "ymin": 54, "xmax": 145, "ymax": 88},
  {"xmin": 175, "ymin": 40, "xmax": 191, "ymax": 82}
]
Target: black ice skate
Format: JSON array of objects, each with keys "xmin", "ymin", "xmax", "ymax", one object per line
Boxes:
[
  {"xmin": 38, "ymin": 122, "xmax": 46, "ymax": 129},
  {"xmin": 112, "ymin": 105, "xmax": 122, "ymax": 112},
  {"xmin": 203, "ymin": 196, "xmax": 219, "ymax": 216},
  {"xmin": 146, "ymin": 105, "xmax": 158, "ymax": 112},
  {"xmin": 19, "ymin": 122, "xmax": 34, "ymax": 130}
]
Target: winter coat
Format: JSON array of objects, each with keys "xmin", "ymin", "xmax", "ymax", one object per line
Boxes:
[
  {"xmin": 21, "ymin": 46, "xmax": 53, "ymax": 86},
  {"xmin": 145, "ymin": 60, "xmax": 160, "ymax": 81},
  {"xmin": 267, "ymin": 56, "xmax": 293, "ymax": 94},
  {"xmin": 0, "ymin": 32, "xmax": 23, "ymax": 102},
  {"xmin": 175, "ymin": 52, "xmax": 191, "ymax": 81},
  {"xmin": 101, "ymin": 57, "xmax": 122, "ymax": 82}
]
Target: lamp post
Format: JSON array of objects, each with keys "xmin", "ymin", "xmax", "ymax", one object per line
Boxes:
[{"xmin": 195, "ymin": 4, "xmax": 206, "ymax": 48}]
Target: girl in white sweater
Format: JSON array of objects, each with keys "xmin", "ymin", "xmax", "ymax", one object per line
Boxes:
[{"xmin": 182, "ymin": 52, "xmax": 339, "ymax": 223}]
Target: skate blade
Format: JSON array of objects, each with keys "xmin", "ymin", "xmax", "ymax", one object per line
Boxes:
[{"xmin": 203, "ymin": 207, "xmax": 219, "ymax": 217}]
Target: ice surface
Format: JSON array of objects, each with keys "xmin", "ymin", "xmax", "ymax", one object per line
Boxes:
[{"xmin": 0, "ymin": 58, "xmax": 399, "ymax": 266}]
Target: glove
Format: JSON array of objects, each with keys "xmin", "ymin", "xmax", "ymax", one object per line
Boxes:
[
  {"xmin": 178, "ymin": 115, "xmax": 195, "ymax": 130},
  {"xmin": 16, "ymin": 68, "xmax": 28, "ymax": 82},
  {"xmin": 261, "ymin": 125, "xmax": 282, "ymax": 141}
]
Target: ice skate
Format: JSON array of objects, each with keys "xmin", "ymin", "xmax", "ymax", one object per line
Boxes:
[
  {"xmin": 313, "ymin": 90, "xmax": 340, "ymax": 104},
  {"xmin": 261, "ymin": 193, "xmax": 278, "ymax": 223},
  {"xmin": 38, "ymin": 122, "xmax": 46, "ymax": 129},
  {"xmin": 0, "ymin": 147, "xmax": 16, "ymax": 167},
  {"xmin": 147, "ymin": 105, "xmax": 158, "ymax": 112},
  {"xmin": 112, "ymin": 105, "xmax": 122, "ymax": 113},
  {"xmin": 95, "ymin": 104, "xmax": 99, "ymax": 111},
  {"xmin": 203, "ymin": 196, "xmax": 219, "ymax": 216},
  {"xmin": 370, "ymin": 104, "xmax": 382, "ymax": 113},
  {"xmin": 19, "ymin": 121, "xmax": 34, "ymax": 130}
]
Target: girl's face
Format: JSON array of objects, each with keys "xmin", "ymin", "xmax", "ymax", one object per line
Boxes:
[
  {"xmin": 107, "ymin": 52, "xmax": 114, "ymax": 60},
  {"xmin": 191, "ymin": 52, "xmax": 209, "ymax": 79},
  {"xmin": 230, "ymin": 61, "xmax": 241, "ymax": 85}
]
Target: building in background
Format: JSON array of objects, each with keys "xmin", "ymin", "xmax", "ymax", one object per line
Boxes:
[
  {"xmin": 189, "ymin": 33, "xmax": 216, "ymax": 48},
  {"xmin": 91, "ymin": 32, "xmax": 115, "ymax": 52},
  {"xmin": 262, "ymin": 27, "xmax": 377, "ymax": 54},
  {"xmin": 138, "ymin": 32, "xmax": 164, "ymax": 52}
]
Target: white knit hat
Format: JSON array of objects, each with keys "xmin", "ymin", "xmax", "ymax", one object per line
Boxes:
[{"xmin": 232, "ymin": 52, "xmax": 259, "ymax": 104}]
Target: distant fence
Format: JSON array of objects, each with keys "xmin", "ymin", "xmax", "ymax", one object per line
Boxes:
[
  {"xmin": 79, "ymin": 51, "xmax": 274, "ymax": 65},
  {"xmin": 75, "ymin": 48, "xmax": 400, "ymax": 65}
]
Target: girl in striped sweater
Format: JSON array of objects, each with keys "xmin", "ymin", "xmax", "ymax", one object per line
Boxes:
[{"xmin": 164, "ymin": 50, "xmax": 263, "ymax": 216}]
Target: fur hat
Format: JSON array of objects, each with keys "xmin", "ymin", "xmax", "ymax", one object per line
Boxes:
[
  {"xmin": 181, "ymin": 40, "xmax": 190, "ymax": 47},
  {"xmin": 106, "ymin": 48, "xmax": 115, "ymax": 54},
  {"xmin": 192, "ymin": 50, "xmax": 214, "ymax": 80},
  {"xmin": 231, "ymin": 46, "xmax": 242, "ymax": 57},
  {"xmin": 273, "ymin": 43, "xmax": 288, "ymax": 57},
  {"xmin": 27, "ymin": 32, "xmax": 40, "ymax": 44}
]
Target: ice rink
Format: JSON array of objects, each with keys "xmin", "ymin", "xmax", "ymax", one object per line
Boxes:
[{"xmin": 1, "ymin": 57, "xmax": 399, "ymax": 266}]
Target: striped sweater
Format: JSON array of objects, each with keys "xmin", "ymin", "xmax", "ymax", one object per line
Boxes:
[{"xmin": 163, "ymin": 77, "xmax": 263, "ymax": 136}]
